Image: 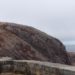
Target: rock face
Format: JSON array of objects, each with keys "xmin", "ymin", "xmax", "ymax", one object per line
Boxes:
[
  {"xmin": 68, "ymin": 52, "xmax": 75, "ymax": 65},
  {"xmin": 0, "ymin": 22, "xmax": 71, "ymax": 65}
]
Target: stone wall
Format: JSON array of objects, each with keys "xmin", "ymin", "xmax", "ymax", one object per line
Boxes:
[{"xmin": 0, "ymin": 58, "xmax": 75, "ymax": 75}]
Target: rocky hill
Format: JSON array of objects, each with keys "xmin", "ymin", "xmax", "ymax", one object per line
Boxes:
[
  {"xmin": 0, "ymin": 22, "xmax": 71, "ymax": 65},
  {"xmin": 68, "ymin": 52, "xmax": 75, "ymax": 65}
]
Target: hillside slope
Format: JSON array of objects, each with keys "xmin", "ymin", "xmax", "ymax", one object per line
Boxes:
[
  {"xmin": 68, "ymin": 52, "xmax": 75, "ymax": 65},
  {"xmin": 0, "ymin": 22, "xmax": 71, "ymax": 65}
]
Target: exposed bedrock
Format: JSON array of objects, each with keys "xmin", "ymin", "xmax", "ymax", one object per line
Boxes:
[{"xmin": 0, "ymin": 22, "xmax": 71, "ymax": 65}]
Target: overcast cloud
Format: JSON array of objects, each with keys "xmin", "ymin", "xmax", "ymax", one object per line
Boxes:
[{"xmin": 0, "ymin": 0, "xmax": 75, "ymax": 44}]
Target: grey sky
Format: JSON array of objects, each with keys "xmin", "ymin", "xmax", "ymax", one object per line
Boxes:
[{"xmin": 0, "ymin": 0, "xmax": 75, "ymax": 44}]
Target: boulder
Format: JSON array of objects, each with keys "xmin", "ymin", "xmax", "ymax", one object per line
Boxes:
[{"xmin": 0, "ymin": 22, "xmax": 71, "ymax": 65}]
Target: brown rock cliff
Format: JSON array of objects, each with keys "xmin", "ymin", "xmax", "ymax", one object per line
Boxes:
[{"xmin": 0, "ymin": 22, "xmax": 71, "ymax": 65}]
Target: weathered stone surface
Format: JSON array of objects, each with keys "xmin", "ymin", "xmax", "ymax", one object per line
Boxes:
[
  {"xmin": 0, "ymin": 59, "xmax": 75, "ymax": 75},
  {"xmin": 68, "ymin": 52, "xmax": 75, "ymax": 65},
  {"xmin": 0, "ymin": 22, "xmax": 71, "ymax": 65}
]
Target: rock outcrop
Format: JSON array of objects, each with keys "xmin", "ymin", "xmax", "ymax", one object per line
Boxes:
[
  {"xmin": 0, "ymin": 22, "xmax": 71, "ymax": 65},
  {"xmin": 0, "ymin": 59, "xmax": 74, "ymax": 75},
  {"xmin": 68, "ymin": 52, "xmax": 75, "ymax": 65}
]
